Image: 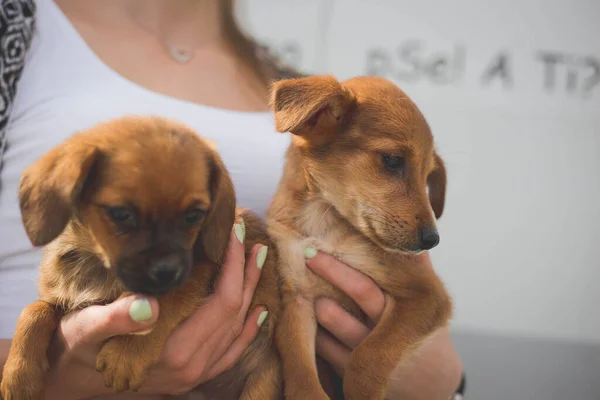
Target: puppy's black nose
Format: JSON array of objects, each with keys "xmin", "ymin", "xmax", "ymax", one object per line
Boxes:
[
  {"xmin": 418, "ymin": 228, "xmax": 440, "ymax": 250},
  {"xmin": 149, "ymin": 259, "xmax": 181, "ymax": 286}
]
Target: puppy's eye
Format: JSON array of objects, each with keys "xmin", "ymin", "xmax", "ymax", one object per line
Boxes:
[
  {"xmin": 105, "ymin": 206, "xmax": 136, "ymax": 228},
  {"xmin": 381, "ymin": 153, "xmax": 404, "ymax": 173},
  {"xmin": 183, "ymin": 208, "xmax": 205, "ymax": 227}
]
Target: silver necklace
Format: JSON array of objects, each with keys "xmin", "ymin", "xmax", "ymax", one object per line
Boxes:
[
  {"xmin": 136, "ymin": 23, "xmax": 195, "ymax": 64},
  {"xmin": 167, "ymin": 44, "xmax": 194, "ymax": 64}
]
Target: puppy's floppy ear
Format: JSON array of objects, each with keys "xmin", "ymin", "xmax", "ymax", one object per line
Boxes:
[
  {"xmin": 427, "ymin": 152, "xmax": 447, "ymax": 219},
  {"xmin": 269, "ymin": 75, "xmax": 356, "ymax": 145},
  {"xmin": 195, "ymin": 151, "xmax": 236, "ymax": 265},
  {"xmin": 19, "ymin": 140, "xmax": 99, "ymax": 246}
]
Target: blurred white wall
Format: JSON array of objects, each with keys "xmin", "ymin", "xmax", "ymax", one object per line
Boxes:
[{"xmin": 239, "ymin": 0, "xmax": 600, "ymax": 345}]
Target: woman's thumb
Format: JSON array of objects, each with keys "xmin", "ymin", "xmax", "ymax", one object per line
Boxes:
[{"xmin": 61, "ymin": 295, "xmax": 159, "ymax": 345}]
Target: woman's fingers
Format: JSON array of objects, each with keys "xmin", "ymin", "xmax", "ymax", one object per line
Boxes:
[
  {"xmin": 167, "ymin": 307, "xmax": 267, "ymax": 391},
  {"xmin": 185, "ymin": 242, "xmax": 265, "ymax": 365},
  {"xmin": 202, "ymin": 306, "xmax": 268, "ymax": 382},
  {"xmin": 305, "ymin": 250, "xmax": 386, "ymax": 323},
  {"xmin": 156, "ymin": 222, "xmax": 267, "ymax": 384},
  {"xmin": 214, "ymin": 221, "xmax": 247, "ymax": 315},
  {"xmin": 241, "ymin": 244, "xmax": 267, "ymax": 313},
  {"xmin": 59, "ymin": 295, "xmax": 159, "ymax": 347},
  {"xmin": 195, "ymin": 244, "xmax": 266, "ymax": 378},
  {"xmin": 315, "ymin": 329, "xmax": 351, "ymax": 375},
  {"xmin": 315, "ymin": 297, "xmax": 370, "ymax": 350}
]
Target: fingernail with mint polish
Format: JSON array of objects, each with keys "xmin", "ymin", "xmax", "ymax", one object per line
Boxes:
[
  {"xmin": 256, "ymin": 245, "xmax": 268, "ymax": 270},
  {"xmin": 129, "ymin": 297, "xmax": 153, "ymax": 322},
  {"xmin": 304, "ymin": 246, "xmax": 317, "ymax": 259},
  {"xmin": 257, "ymin": 310, "xmax": 269, "ymax": 327},
  {"xmin": 234, "ymin": 219, "xmax": 245, "ymax": 243}
]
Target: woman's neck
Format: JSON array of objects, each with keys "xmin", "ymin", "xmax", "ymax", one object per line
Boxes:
[
  {"xmin": 124, "ymin": 0, "xmax": 223, "ymax": 48},
  {"xmin": 57, "ymin": 0, "xmax": 224, "ymax": 49}
]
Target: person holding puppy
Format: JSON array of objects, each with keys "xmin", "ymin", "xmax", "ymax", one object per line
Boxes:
[{"xmin": 0, "ymin": 0, "xmax": 464, "ymax": 399}]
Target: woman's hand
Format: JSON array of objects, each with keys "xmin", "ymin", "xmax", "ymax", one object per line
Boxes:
[
  {"xmin": 306, "ymin": 251, "xmax": 463, "ymax": 400},
  {"xmin": 43, "ymin": 224, "xmax": 267, "ymax": 400}
]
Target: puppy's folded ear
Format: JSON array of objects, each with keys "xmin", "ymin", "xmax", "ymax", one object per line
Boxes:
[
  {"xmin": 19, "ymin": 140, "xmax": 100, "ymax": 246},
  {"xmin": 428, "ymin": 152, "xmax": 447, "ymax": 219},
  {"xmin": 195, "ymin": 151, "xmax": 236, "ymax": 265},
  {"xmin": 269, "ymin": 75, "xmax": 356, "ymax": 146}
]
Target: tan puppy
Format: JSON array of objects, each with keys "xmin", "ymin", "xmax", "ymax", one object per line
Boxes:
[
  {"xmin": 267, "ymin": 75, "xmax": 453, "ymax": 400},
  {"xmin": 0, "ymin": 116, "xmax": 283, "ymax": 400}
]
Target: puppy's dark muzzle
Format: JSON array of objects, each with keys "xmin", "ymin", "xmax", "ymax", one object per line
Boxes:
[
  {"xmin": 117, "ymin": 254, "xmax": 191, "ymax": 296},
  {"xmin": 416, "ymin": 227, "xmax": 440, "ymax": 251},
  {"xmin": 150, "ymin": 259, "xmax": 182, "ymax": 286}
]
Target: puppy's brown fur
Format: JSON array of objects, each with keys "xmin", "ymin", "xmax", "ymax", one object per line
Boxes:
[
  {"xmin": 0, "ymin": 117, "xmax": 283, "ymax": 400},
  {"xmin": 267, "ymin": 75, "xmax": 453, "ymax": 399}
]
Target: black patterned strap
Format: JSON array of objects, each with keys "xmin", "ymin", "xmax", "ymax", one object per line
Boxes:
[{"xmin": 0, "ymin": 0, "xmax": 36, "ymax": 172}]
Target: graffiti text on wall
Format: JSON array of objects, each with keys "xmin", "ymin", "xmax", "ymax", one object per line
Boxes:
[{"xmin": 366, "ymin": 40, "xmax": 600, "ymax": 99}]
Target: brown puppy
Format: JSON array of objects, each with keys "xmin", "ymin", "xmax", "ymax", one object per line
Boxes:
[
  {"xmin": 0, "ymin": 116, "xmax": 282, "ymax": 400},
  {"xmin": 267, "ymin": 75, "xmax": 453, "ymax": 400}
]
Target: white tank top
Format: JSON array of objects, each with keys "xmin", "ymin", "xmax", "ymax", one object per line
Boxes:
[{"xmin": 0, "ymin": 0, "xmax": 290, "ymax": 337}]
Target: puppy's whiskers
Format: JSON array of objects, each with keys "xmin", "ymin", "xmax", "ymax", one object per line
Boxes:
[{"xmin": 316, "ymin": 203, "xmax": 334, "ymax": 228}]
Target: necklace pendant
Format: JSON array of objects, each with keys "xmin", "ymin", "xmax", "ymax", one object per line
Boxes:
[{"xmin": 168, "ymin": 45, "xmax": 193, "ymax": 64}]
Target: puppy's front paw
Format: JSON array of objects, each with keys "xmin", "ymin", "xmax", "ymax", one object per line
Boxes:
[
  {"xmin": 0, "ymin": 361, "xmax": 47, "ymax": 400},
  {"xmin": 96, "ymin": 335, "xmax": 161, "ymax": 392}
]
